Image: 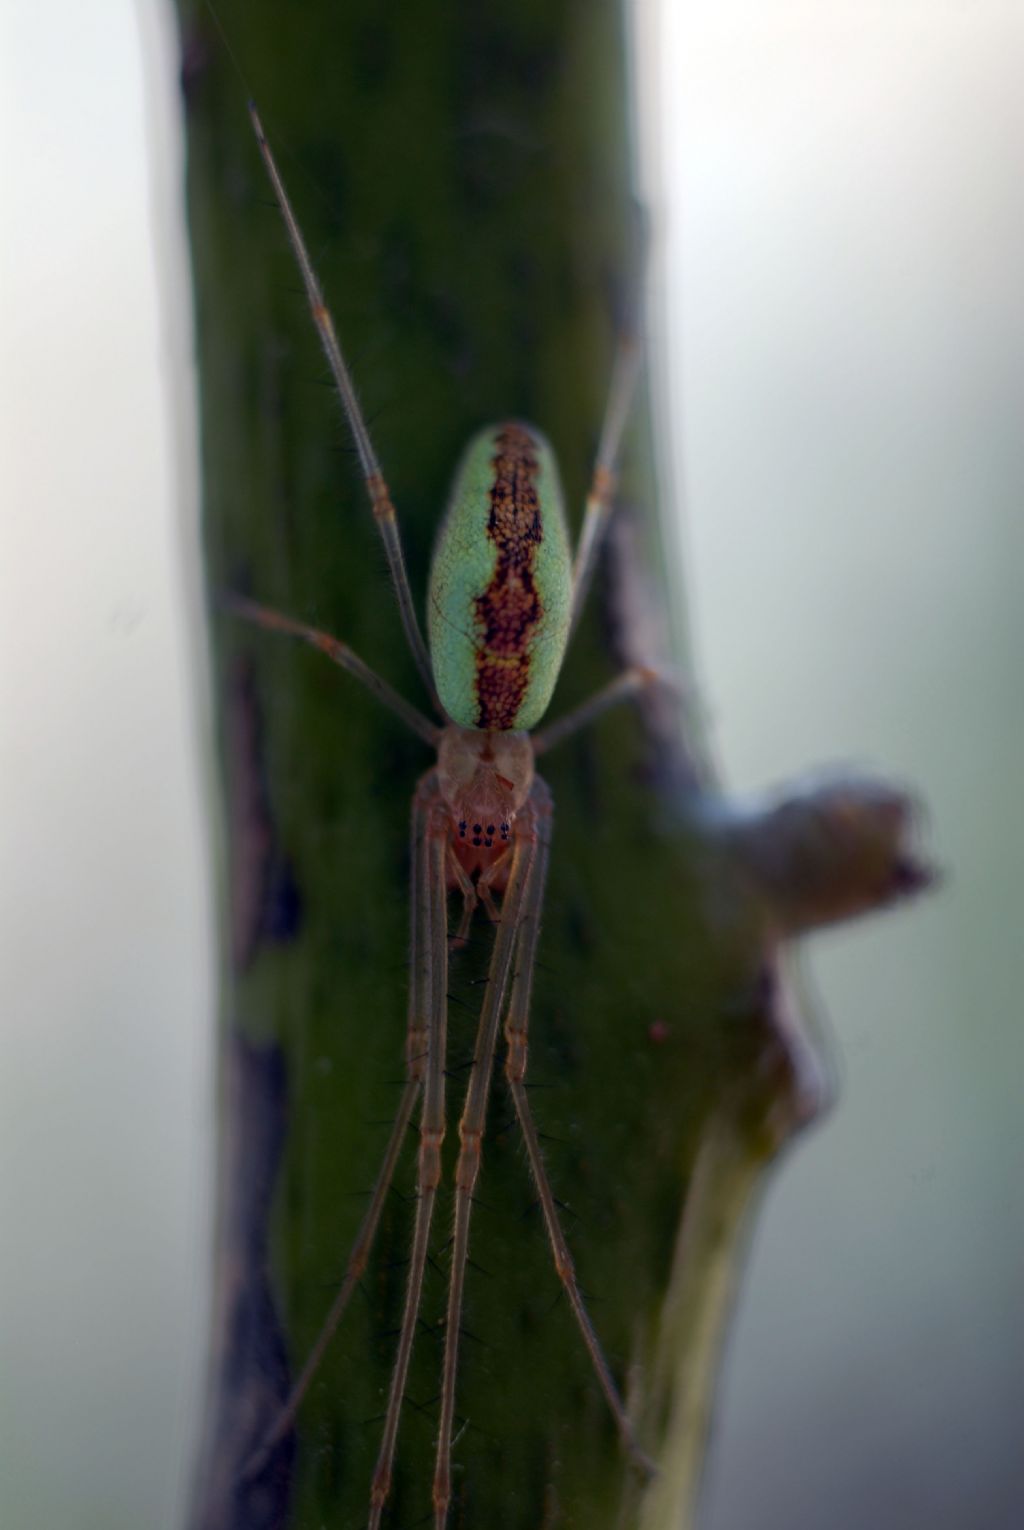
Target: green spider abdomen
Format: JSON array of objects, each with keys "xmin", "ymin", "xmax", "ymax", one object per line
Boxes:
[{"xmin": 427, "ymin": 422, "xmax": 572, "ymax": 732}]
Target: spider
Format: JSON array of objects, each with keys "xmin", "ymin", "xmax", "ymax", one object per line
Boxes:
[{"xmin": 232, "ymin": 105, "xmax": 663, "ymax": 1530}]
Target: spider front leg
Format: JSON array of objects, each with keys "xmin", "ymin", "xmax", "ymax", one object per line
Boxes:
[
  {"xmin": 248, "ymin": 107, "xmax": 440, "ymax": 711},
  {"xmin": 227, "ymin": 596, "xmax": 441, "ymax": 745}
]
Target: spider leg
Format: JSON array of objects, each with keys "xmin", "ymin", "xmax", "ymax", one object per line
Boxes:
[
  {"xmin": 368, "ymin": 783, "xmax": 450, "ymax": 1528},
  {"xmin": 532, "ymin": 664, "xmax": 677, "ymax": 757},
  {"xmin": 568, "ymin": 331, "xmax": 642, "ymax": 638},
  {"xmin": 475, "ymin": 843, "xmax": 514, "ymax": 926},
  {"xmin": 501, "ymin": 776, "xmax": 656, "ymax": 1477},
  {"xmin": 431, "ymin": 795, "xmax": 544, "ymax": 1529},
  {"xmin": 227, "ymin": 596, "xmax": 441, "ymax": 745},
  {"xmin": 445, "ymin": 843, "xmax": 477, "ymax": 947},
  {"xmin": 239, "ymin": 772, "xmax": 441, "ymax": 1485},
  {"xmin": 248, "ymin": 107, "xmax": 439, "ymax": 710}
]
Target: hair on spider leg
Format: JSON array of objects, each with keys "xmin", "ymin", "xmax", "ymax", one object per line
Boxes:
[
  {"xmin": 529, "ymin": 1275, "xmax": 620, "ymax": 1337},
  {"xmin": 341, "ymin": 1183, "xmax": 390, "ymax": 1211},
  {"xmin": 354, "ymin": 1279, "xmax": 376, "ymax": 1313},
  {"xmin": 360, "ymin": 1109, "xmax": 417, "ymax": 1130},
  {"xmin": 551, "ymin": 1193, "xmax": 586, "ymax": 1229},
  {"xmin": 273, "ymin": 273, "xmax": 317, "ymax": 306},
  {"xmin": 325, "ymin": 439, "xmax": 363, "ymax": 471},
  {"xmin": 466, "ymin": 1193, "xmax": 501, "ymax": 1219},
  {"xmin": 252, "ymin": 191, "xmax": 283, "ymax": 217},
  {"xmin": 379, "ymin": 1073, "xmax": 418, "ymax": 1091},
  {"xmin": 416, "ymin": 1312, "xmax": 448, "ymax": 1343},
  {"xmin": 389, "ymin": 1173, "xmax": 424, "ymax": 1206},
  {"xmin": 383, "ymin": 1178, "xmax": 418, "ymax": 1209},
  {"xmin": 448, "ymin": 1413, "xmax": 491, "ymax": 1457},
  {"xmin": 360, "ymin": 1406, "xmax": 389, "ymax": 1433},
  {"xmin": 451, "ymin": 1321, "xmax": 489, "ymax": 1352},
  {"xmin": 533, "ymin": 1126, "xmax": 574, "ymax": 1150},
  {"xmin": 445, "ymin": 927, "xmax": 499, "ymax": 958},
  {"xmin": 490, "ymin": 1113, "xmax": 519, "ymax": 1142},
  {"xmin": 316, "ymin": 392, "xmax": 395, "ymax": 464},
  {"xmin": 425, "ymin": 1251, "xmax": 448, "ymax": 1283},
  {"xmin": 443, "ymin": 989, "xmax": 479, "ymax": 1016},
  {"xmin": 526, "ymin": 956, "xmax": 560, "ymax": 979},
  {"xmin": 378, "ymin": 1252, "xmax": 414, "ymax": 1280},
  {"xmin": 401, "ymin": 1393, "xmax": 440, "ymax": 1425},
  {"xmin": 537, "ymin": 1284, "xmax": 572, "ymax": 1325},
  {"xmin": 442, "ymin": 1052, "xmax": 478, "ymax": 1079},
  {"xmin": 517, "ymin": 1193, "xmax": 583, "ymax": 1235},
  {"xmin": 373, "ymin": 1309, "xmax": 419, "ymax": 1346}
]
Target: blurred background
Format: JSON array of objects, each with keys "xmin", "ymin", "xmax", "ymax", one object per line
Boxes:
[{"xmin": 1, "ymin": 2, "xmax": 1020, "ymax": 1528}]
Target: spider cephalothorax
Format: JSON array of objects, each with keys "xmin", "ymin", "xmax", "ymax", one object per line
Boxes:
[{"xmin": 438, "ymin": 725, "xmax": 532, "ymax": 851}]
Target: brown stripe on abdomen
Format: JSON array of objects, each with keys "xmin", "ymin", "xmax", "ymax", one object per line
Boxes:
[{"xmin": 473, "ymin": 424, "xmax": 543, "ymax": 731}]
